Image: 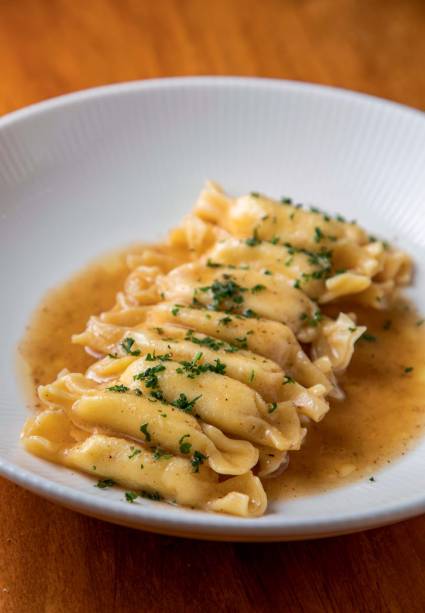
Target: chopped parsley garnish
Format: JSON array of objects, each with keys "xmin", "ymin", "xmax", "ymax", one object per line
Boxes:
[
  {"xmin": 219, "ymin": 316, "xmax": 233, "ymax": 326},
  {"xmin": 121, "ymin": 337, "xmax": 141, "ymax": 356},
  {"xmin": 185, "ymin": 329, "xmax": 240, "ymax": 353},
  {"xmin": 128, "ymin": 448, "xmax": 142, "ymax": 460},
  {"xmin": 108, "ymin": 353, "xmax": 118, "ymax": 359},
  {"xmin": 125, "ymin": 491, "xmax": 138, "ymax": 503},
  {"xmin": 208, "ymin": 358, "xmax": 227, "ymax": 374},
  {"xmin": 106, "ymin": 384, "xmax": 129, "ymax": 393},
  {"xmin": 369, "ymin": 476, "xmax": 376, "ymax": 482},
  {"xmin": 336, "ymin": 214, "xmax": 346, "ymax": 223},
  {"xmin": 95, "ymin": 479, "xmax": 115, "ymax": 489},
  {"xmin": 179, "ymin": 434, "xmax": 192, "ymax": 454},
  {"xmin": 171, "ymin": 393, "xmax": 202, "ymax": 413},
  {"xmin": 280, "ymin": 197, "xmax": 292, "ymax": 204},
  {"xmin": 152, "ymin": 448, "xmax": 173, "ymax": 461},
  {"xmin": 360, "ymin": 332, "xmax": 377, "ymax": 342},
  {"xmin": 145, "ymin": 352, "xmax": 172, "ymax": 362},
  {"xmin": 140, "ymin": 423, "xmax": 151, "ymax": 442},
  {"xmin": 133, "ymin": 364, "xmax": 166, "ymax": 388},
  {"xmin": 249, "ymin": 370, "xmax": 255, "ymax": 382},
  {"xmin": 149, "ymin": 389, "xmax": 166, "ymax": 403},
  {"xmin": 300, "ymin": 311, "xmax": 323, "ymax": 327},
  {"xmin": 191, "ymin": 451, "xmax": 208, "ymax": 473},
  {"xmin": 403, "ymin": 366, "xmax": 414, "ymax": 374},
  {"xmin": 250, "ymin": 191, "xmax": 260, "ymax": 198},
  {"xmin": 232, "ymin": 335, "xmax": 248, "ymax": 350},
  {"xmin": 140, "ymin": 490, "xmax": 162, "ymax": 501},
  {"xmin": 242, "ymin": 308, "xmax": 258, "ymax": 319},
  {"xmin": 245, "ymin": 229, "xmax": 261, "ymax": 247},
  {"xmin": 176, "ymin": 353, "xmax": 226, "ymax": 378},
  {"xmin": 283, "ymin": 375, "xmax": 295, "ymax": 385},
  {"xmin": 268, "ymin": 402, "xmax": 278, "ymax": 414},
  {"xmin": 416, "ymin": 319, "xmax": 424, "ymax": 327},
  {"xmin": 200, "ymin": 275, "xmax": 247, "ymax": 311},
  {"xmin": 171, "ymin": 305, "xmax": 182, "ymax": 316},
  {"xmin": 206, "ymin": 259, "xmax": 223, "ymax": 268},
  {"xmin": 263, "ymin": 269, "xmax": 273, "ymax": 275},
  {"xmin": 251, "ymin": 284, "xmax": 266, "ymax": 293},
  {"xmin": 314, "ymin": 227, "xmax": 324, "ymax": 243}
]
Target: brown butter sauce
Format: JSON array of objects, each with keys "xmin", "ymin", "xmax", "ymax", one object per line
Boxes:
[{"xmin": 18, "ymin": 247, "xmax": 425, "ymax": 500}]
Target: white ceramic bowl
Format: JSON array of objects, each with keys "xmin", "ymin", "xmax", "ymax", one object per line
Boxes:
[{"xmin": 1, "ymin": 78, "xmax": 425, "ymax": 541}]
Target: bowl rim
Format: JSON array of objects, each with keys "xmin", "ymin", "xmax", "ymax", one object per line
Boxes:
[{"xmin": 2, "ymin": 76, "xmax": 425, "ymax": 540}]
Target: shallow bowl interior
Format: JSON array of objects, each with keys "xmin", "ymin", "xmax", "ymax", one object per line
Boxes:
[{"xmin": 1, "ymin": 77, "xmax": 425, "ymax": 540}]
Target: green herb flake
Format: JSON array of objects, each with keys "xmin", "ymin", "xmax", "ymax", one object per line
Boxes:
[
  {"xmin": 206, "ymin": 259, "xmax": 223, "ymax": 268},
  {"xmin": 145, "ymin": 352, "xmax": 172, "ymax": 362},
  {"xmin": 251, "ymin": 284, "xmax": 266, "ymax": 294},
  {"xmin": 242, "ymin": 308, "xmax": 258, "ymax": 319},
  {"xmin": 300, "ymin": 310, "xmax": 323, "ymax": 327},
  {"xmin": 140, "ymin": 490, "xmax": 162, "ymax": 501},
  {"xmin": 121, "ymin": 337, "xmax": 141, "ymax": 356},
  {"xmin": 128, "ymin": 448, "xmax": 142, "ymax": 460},
  {"xmin": 283, "ymin": 375, "xmax": 295, "ymax": 385},
  {"xmin": 171, "ymin": 393, "xmax": 202, "ymax": 413},
  {"xmin": 416, "ymin": 319, "xmax": 425, "ymax": 327},
  {"xmin": 250, "ymin": 191, "xmax": 260, "ymax": 198},
  {"xmin": 133, "ymin": 364, "xmax": 166, "ymax": 389},
  {"xmin": 245, "ymin": 229, "xmax": 261, "ymax": 247},
  {"xmin": 268, "ymin": 402, "xmax": 278, "ymax": 414},
  {"xmin": 191, "ymin": 450, "xmax": 208, "ymax": 473},
  {"xmin": 179, "ymin": 434, "xmax": 192, "ymax": 454},
  {"xmin": 95, "ymin": 479, "xmax": 115, "ymax": 489},
  {"xmin": 200, "ymin": 275, "xmax": 247, "ymax": 311},
  {"xmin": 152, "ymin": 448, "xmax": 173, "ymax": 461},
  {"xmin": 140, "ymin": 423, "xmax": 151, "ymax": 442},
  {"xmin": 314, "ymin": 227, "xmax": 324, "ymax": 243},
  {"xmin": 403, "ymin": 366, "xmax": 414, "ymax": 374},
  {"xmin": 219, "ymin": 316, "xmax": 233, "ymax": 326},
  {"xmin": 106, "ymin": 384, "xmax": 129, "ymax": 393},
  {"xmin": 125, "ymin": 491, "xmax": 138, "ymax": 503},
  {"xmin": 361, "ymin": 332, "xmax": 377, "ymax": 342}
]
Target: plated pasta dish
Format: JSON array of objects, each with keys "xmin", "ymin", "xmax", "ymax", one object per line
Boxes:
[{"xmin": 21, "ymin": 183, "xmax": 423, "ymax": 517}]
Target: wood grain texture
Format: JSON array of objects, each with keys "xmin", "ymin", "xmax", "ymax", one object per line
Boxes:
[{"xmin": 1, "ymin": 0, "xmax": 425, "ymax": 611}]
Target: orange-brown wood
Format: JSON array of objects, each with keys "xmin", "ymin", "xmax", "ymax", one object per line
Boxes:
[{"xmin": 1, "ymin": 1, "xmax": 425, "ymax": 611}]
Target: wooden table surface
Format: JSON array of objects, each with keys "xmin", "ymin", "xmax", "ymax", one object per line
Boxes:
[{"xmin": 1, "ymin": 1, "xmax": 425, "ymax": 611}]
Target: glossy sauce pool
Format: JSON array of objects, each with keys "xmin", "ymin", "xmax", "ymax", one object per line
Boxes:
[{"xmin": 18, "ymin": 249, "xmax": 425, "ymax": 500}]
